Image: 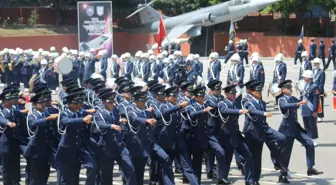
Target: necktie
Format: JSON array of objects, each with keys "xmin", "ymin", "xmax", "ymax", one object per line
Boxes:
[
  {"xmin": 259, "ymin": 101, "xmax": 263, "ymax": 109},
  {"xmin": 110, "ymin": 112, "xmax": 115, "ymax": 121},
  {"xmin": 142, "ymin": 110, "xmax": 146, "ymax": 118}
]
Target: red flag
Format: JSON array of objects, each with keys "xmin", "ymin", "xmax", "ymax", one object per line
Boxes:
[{"xmin": 157, "ymin": 16, "xmax": 167, "ymax": 52}]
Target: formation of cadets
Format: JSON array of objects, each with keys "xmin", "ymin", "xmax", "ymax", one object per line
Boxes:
[{"xmin": 0, "ymin": 41, "xmax": 335, "ymax": 185}]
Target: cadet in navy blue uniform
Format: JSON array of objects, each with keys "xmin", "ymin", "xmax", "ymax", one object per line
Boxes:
[
  {"xmin": 186, "ymin": 60, "xmax": 198, "ymax": 83},
  {"xmin": 194, "ymin": 54, "xmax": 203, "ymax": 77},
  {"xmin": 25, "ymin": 91, "xmax": 59, "ymax": 185},
  {"xmin": 149, "ymin": 55, "xmax": 159, "ymax": 82},
  {"xmin": 318, "ymin": 40, "xmax": 326, "ymax": 69},
  {"xmin": 312, "ymin": 58, "xmax": 326, "ymax": 122},
  {"xmin": 225, "ymin": 40, "xmax": 235, "ymax": 64},
  {"xmin": 55, "ymin": 88, "xmax": 98, "ymax": 185},
  {"xmin": 12, "ymin": 54, "xmax": 23, "ymax": 86},
  {"xmin": 326, "ymin": 40, "xmax": 336, "ymax": 70},
  {"xmin": 218, "ymin": 85, "xmax": 254, "ymax": 185},
  {"xmin": 237, "ymin": 40, "xmax": 244, "ymax": 60},
  {"xmin": 82, "ymin": 53, "xmax": 95, "ymax": 83},
  {"xmin": 99, "ymin": 51, "xmax": 108, "ymax": 81},
  {"xmin": 3, "ymin": 53, "xmax": 14, "ymax": 85},
  {"xmin": 301, "ymin": 70, "xmax": 320, "ymax": 146},
  {"xmin": 93, "ymin": 89, "xmax": 137, "ymax": 185},
  {"xmin": 139, "ymin": 54, "xmax": 150, "ymax": 82},
  {"xmin": 242, "ymin": 39, "xmax": 249, "ymax": 65},
  {"xmin": 309, "ymin": 39, "xmax": 317, "ymax": 60},
  {"xmin": 243, "ymin": 81, "xmax": 287, "ymax": 185},
  {"xmin": 122, "ymin": 54, "xmax": 134, "ymax": 81},
  {"xmin": 22, "ymin": 54, "xmax": 33, "ymax": 91},
  {"xmin": 294, "ymin": 39, "xmax": 305, "ymax": 67},
  {"xmin": 277, "ymin": 80, "xmax": 323, "ymax": 184},
  {"xmin": 0, "ymin": 88, "xmax": 28, "ymax": 185},
  {"xmin": 273, "ymin": 54, "xmax": 287, "ymax": 105},
  {"xmin": 298, "ymin": 51, "xmax": 312, "ymax": 80},
  {"xmin": 250, "ymin": 55, "xmax": 265, "ymax": 88},
  {"xmin": 203, "ymin": 80, "xmax": 228, "ymax": 183},
  {"xmin": 207, "ymin": 53, "xmax": 221, "ymax": 81},
  {"xmin": 227, "ymin": 53, "xmax": 244, "ymax": 109},
  {"xmin": 127, "ymin": 91, "xmax": 175, "ymax": 185}
]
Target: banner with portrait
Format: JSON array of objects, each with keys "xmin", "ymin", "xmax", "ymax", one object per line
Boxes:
[{"xmin": 77, "ymin": 1, "xmax": 113, "ymax": 56}]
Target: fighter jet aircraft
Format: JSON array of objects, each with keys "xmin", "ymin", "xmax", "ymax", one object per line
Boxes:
[{"xmin": 126, "ymin": 0, "xmax": 279, "ymax": 42}]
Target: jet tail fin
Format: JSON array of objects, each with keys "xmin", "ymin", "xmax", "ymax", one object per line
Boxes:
[{"xmin": 126, "ymin": 1, "xmax": 167, "ymax": 25}]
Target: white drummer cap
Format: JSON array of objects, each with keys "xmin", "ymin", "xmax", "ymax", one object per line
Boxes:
[
  {"xmin": 135, "ymin": 50, "xmax": 143, "ymax": 57},
  {"xmin": 312, "ymin": 58, "xmax": 321, "ymax": 64},
  {"xmin": 162, "ymin": 50, "xmax": 168, "ymax": 56},
  {"xmin": 301, "ymin": 51, "xmax": 308, "ymax": 57},
  {"xmin": 209, "ymin": 52, "xmax": 216, "ymax": 59},
  {"xmin": 141, "ymin": 53, "xmax": 149, "ymax": 58},
  {"xmin": 157, "ymin": 53, "xmax": 163, "ymax": 59},
  {"xmin": 41, "ymin": 59, "xmax": 48, "ymax": 65},
  {"xmin": 274, "ymin": 53, "xmax": 284, "ymax": 62},
  {"xmin": 194, "ymin": 54, "xmax": 200, "ymax": 59},
  {"xmin": 251, "ymin": 52, "xmax": 259, "ymax": 58},
  {"xmin": 85, "ymin": 53, "xmax": 91, "ymax": 57},
  {"xmin": 149, "ymin": 55, "xmax": 156, "ymax": 60},
  {"xmin": 38, "ymin": 48, "xmax": 43, "ymax": 53},
  {"xmin": 231, "ymin": 53, "xmax": 240, "ymax": 61},
  {"xmin": 147, "ymin": 50, "xmax": 154, "ymax": 55},
  {"xmin": 168, "ymin": 55, "xmax": 174, "ymax": 60},
  {"xmin": 111, "ymin": 54, "xmax": 118, "ymax": 59},
  {"xmin": 79, "ymin": 51, "xmax": 84, "ymax": 56},
  {"xmin": 173, "ymin": 51, "xmax": 180, "ymax": 55},
  {"xmin": 252, "ymin": 55, "xmax": 259, "ymax": 62},
  {"xmin": 298, "ymin": 39, "xmax": 302, "ymax": 43},
  {"xmin": 302, "ymin": 70, "xmax": 314, "ymax": 78},
  {"xmin": 163, "ymin": 58, "xmax": 169, "ymax": 63},
  {"xmin": 50, "ymin": 46, "xmax": 56, "ymax": 51}
]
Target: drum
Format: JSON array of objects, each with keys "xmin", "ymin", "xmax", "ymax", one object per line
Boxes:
[
  {"xmin": 53, "ymin": 55, "xmax": 73, "ymax": 75},
  {"xmin": 295, "ymin": 80, "xmax": 305, "ymax": 93},
  {"xmin": 269, "ymin": 82, "xmax": 281, "ymax": 97}
]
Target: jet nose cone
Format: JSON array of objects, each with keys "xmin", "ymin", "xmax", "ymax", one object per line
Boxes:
[{"xmin": 254, "ymin": 0, "xmax": 281, "ymax": 10}]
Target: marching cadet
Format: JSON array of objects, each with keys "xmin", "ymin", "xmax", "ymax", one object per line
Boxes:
[
  {"xmin": 225, "ymin": 40, "xmax": 235, "ymax": 64},
  {"xmin": 193, "ymin": 54, "xmax": 203, "ymax": 77},
  {"xmin": 98, "ymin": 50, "xmax": 108, "ymax": 81},
  {"xmin": 250, "ymin": 55, "xmax": 265, "ymax": 88},
  {"xmin": 277, "ymin": 80, "xmax": 323, "ymax": 184},
  {"xmin": 127, "ymin": 91, "xmax": 175, "ymax": 185},
  {"xmin": 204, "ymin": 80, "xmax": 229, "ymax": 182},
  {"xmin": 273, "ymin": 53, "xmax": 287, "ymax": 105},
  {"xmin": 133, "ymin": 51, "xmax": 143, "ymax": 78},
  {"xmin": 298, "ymin": 51, "xmax": 312, "ymax": 80},
  {"xmin": 149, "ymin": 55, "xmax": 159, "ymax": 82},
  {"xmin": 242, "ymin": 39, "xmax": 249, "ymax": 66},
  {"xmin": 38, "ymin": 59, "xmax": 48, "ymax": 83},
  {"xmin": 301, "ymin": 70, "xmax": 320, "ymax": 146},
  {"xmin": 207, "ymin": 53, "xmax": 221, "ymax": 81},
  {"xmin": 25, "ymin": 91, "xmax": 59, "ymax": 185},
  {"xmin": 309, "ymin": 39, "xmax": 317, "ymax": 60},
  {"xmin": 122, "ymin": 53, "xmax": 134, "ymax": 81},
  {"xmin": 156, "ymin": 53, "xmax": 164, "ymax": 78},
  {"xmin": 237, "ymin": 40, "xmax": 244, "ymax": 61},
  {"xmin": 227, "ymin": 53, "xmax": 244, "ymax": 109},
  {"xmin": 185, "ymin": 86, "xmax": 215, "ymax": 184},
  {"xmin": 110, "ymin": 54, "xmax": 120, "ymax": 79},
  {"xmin": 326, "ymin": 39, "xmax": 336, "ymax": 70},
  {"xmin": 22, "ymin": 50, "xmax": 33, "ymax": 92},
  {"xmin": 0, "ymin": 87, "xmax": 29, "ymax": 185},
  {"xmin": 46, "ymin": 54, "xmax": 59, "ymax": 94},
  {"xmin": 93, "ymin": 88, "xmax": 137, "ymax": 185},
  {"xmin": 55, "ymin": 87, "xmax": 98, "ymax": 185},
  {"xmin": 163, "ymin": 57, "xmax": 174, "ymax": 85},
  {"xmin": 294, "ymin": 39, "xmax": 305, "ymax": 68},
  {"xmin": 138, "ymin": 53, "xmax": 150, "ymax": 82},
  {"xmin": 186, "ymin": 59, "xmax": 198, "ymax": 83},
  {"xmin": 243, "ymin": 81, "xmax": 287, "ymax": 185},
  {"xmin": 318, "ymin": 39, "xmax": 326, "ymax": 69},
  {"xmin": 82, "ymin": 53, "xmax": 95, "ymax": 83},
  {"xmin": 312, "ymin": 58, "xmax": 326, "ymax": 122},
  {"xmin": 218, "ymin": 85, "xmax": 254, "ymax": 185}
]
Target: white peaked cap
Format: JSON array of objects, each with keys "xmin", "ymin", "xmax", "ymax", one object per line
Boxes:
[
  {"xmin": 147, "ymin": 50, "xmax": 154, "ymax": 55},
  {"xmin": 62, "ymin": 47, "xmax": 68, "ymax": 53},
  {"xmin": 15, "ymin": 47, "xmax": 21, "ymax": 51},
  {"xmin": 149, "ymin": 55, "xmax": 156, "ymax": 60},
  {"xmin": 298, "ymin": 39, "xmax": 302, "ymax": 43},
  {"xmin": 168, "ymin": 55, "xmax": 174, "ymax": 60},
  {"xmin": 135, "ymin": 51, "xmax": 143, "ymax": 57},
  {"xmin": 85, "ymin": 53, "xmax": 91, "ymax": 57},
  {"xmin": 79, "ymin": 51, "xmax": 84, "ymax": 56},
  {"xmin": 141, "ymin": 53, "xmax": 149, "ymax": 58},
  {"xmin": 301, "ymin": 51, "xmax": 308, "ymax": 57},
  {"xmin": 50, "ymin": 46, "xmax": 56, "ymax": 51},
  {"xmin": 173, "ymin": 51, "xmax": 180, "ymax": 55},
  {"xmin": 163, "ymin": 58, "xmax": 169, "ymax": 63},
  {"xmin": 41, "ymin": 59, "xmax": 48, "ymax": 65},
  {"xmin": 38, "ymin": 48, "xmax": 43, "ymax": 53},
  {"xmin": 274, "ymin": 53, "xmax": 284, "ymax": 62},
  {"xmin": 72, "ymin": 50, "xmax": 79, "ymax": 55},
  {"xmin": 239, "ymin": 40, "xmax": 244, "ymax": 43},
  {"xmin": 162, "ymin": 50, "xmax": 168, "ymax": 55},
  {"xmin": 124, "ymin": 52, "xmax": 131, "ymax": 58},
  {"xmin": 209, "ymin": 53, "xmax": 216, "ymax": 58},
  {"xmin": 41, "ymin": 51, "xmax": 49, "ymax": 56},
  {"xmin": 187, "ymin": 54, "xmax": 194, "ymax": 59},
  {"xmin": 229, "ymin": 40, "xmax": 233, "ymax": 44},
  {"xmin": 194, "ymin": 54, "xmax": 200, "ymax": 59},
  {"xmin": 111, "ymin": 54, "xmax": 118, "ymax": 59},
  {"xmin": 252, "ymin": 55, "xmax": 259, "ymax": 61},
  {"xmin": 231, "ymin": 53, "xmax": 241, "ymax": 61},
  {"xmin": 251, "ymin": 52, "xmax": 259, "ymax": 57},
  {"xmin": 312, "ymin": 58, "xmax": 321, "ymax": 64},
  {"xmin": 157, "ymin": 53, "xmax": 163, "ymax": 58},
  {"xmin": 186, "ymin": 56, "xmax": 193, "ymax": 61},
  {"xmin": 302, "ymin": 70, "xmax": 314, "ymax": 78},
  {"xmin": 213, "ymin": 52, "xmax": 219, "ymax": 58},
  {"xmin": 3, "ymin": 48, "xmax": 9, "ymax": 53}
]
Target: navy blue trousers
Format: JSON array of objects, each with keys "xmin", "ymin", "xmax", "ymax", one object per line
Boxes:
[
  {"xmin": 29, "ymin": 157, "xmax": 50, "ymax": 185},
  {"xmin": 303, "ymin": 117, "xmax": 318, "ymax": 139}
]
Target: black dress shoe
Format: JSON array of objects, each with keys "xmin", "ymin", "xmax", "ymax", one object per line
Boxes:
[
  {"xmin": 207, "ymin": 172, "xmax": 217, "ymax": 179},
  {"xmin": 217, "ymin": 178, "xmax": 232, "ymax": 184},
  {"xmin": 278, "ymin": 175, "xmax": 290, "ymax": 184},
  {"xmin": 245, "ymin": 182, "xmax": 253, "ymax": 185},
  {"xmin": 149, "ymin": 182, "xmax": 157, "ymax": 185},
  {"xmin": 182, "ymin": 178, "xmax": 190, "ymax": 184},
  {"xmin": 255, "ymin": 181, "xmax": 260, "ymax": 185},
  {"xmin": 307, "ymin": 168, "xmax": 323, "ymax": 176},
  {"xmin": 274, "ymin": 164, "xmax": 281, "ymax": 171}
]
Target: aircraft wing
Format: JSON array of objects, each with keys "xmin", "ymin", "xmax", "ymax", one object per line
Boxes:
[{"xmin": 164, "ymin": 24, "xmax": 194, "ymax": 43}]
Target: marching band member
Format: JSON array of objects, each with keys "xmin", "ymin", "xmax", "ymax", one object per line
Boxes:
[
  {"xmin": 122, "ymin": 52, "xmax": 133, "ymax": 81},
  {"xmin": 301, "ymin": 70, "xmax": 320, "ymax": 146},
  {"xmin": 156, "ymin": 53, "xmax": 164, "ymax": 78},
  {"xmin": 309, "ymin": 39, "xmax": 317, "ymax": 60},
  {"xmin": 162, "ymin": 57, "xmax": 173, "ymax": 85},
  {"xmin": 149, "ymin": 54, "xmax": 159, "ymax": 82},
  {"xmin": 127, "ymin": 91, "xmax": 175, "ymax": 185},
  {"xmin": 110, "ymin": 54, "xmax": 120, "ymax": 79},
  {"xmin": 98, "ymin": 50, "xmax": 108, "ymax": 81},
  {"xmin": 93, "ymin": 88, "xmax": 137, "ymax": 185},
  {"xmin": 326, "ymin": 39, "xmax": 336, "ymax": 70},
  {"xmin": 294, "ymin": 39, "xmax": 305, "ymax": 68},
  {"xmin": 299, "ymin": 51, "xmax": 312, "ymax": 80},
  {"xmin": 207, "ymin": 53, "xmax": 221, "ymax": 81},
  {"xmin": 193, "ymin": 54, "xmax": 203, "ymax": 77},
  {"xmin": 273, "ymin": 53, "xmax": 287, "ymax": 105},
  {"xmin": 219, "ymin": 85, "xmax": 254, "ymax": 185},
  {"xmin": 243, "ymin": 81, "xmax": 287, "ymax": 185},
  {"xmin": 250, "ymin": 55, "xmax": 265, "ymax": 88},
  {"xmin": 225, "ymin": 40, "xmax": 235, "ymax": 64},
  {"xmin": 277, "ymin": 80, "xmax": 323, "ymax": 184},
  {"xmin": 38, "ymin": 59, "xmax": 48, "ymax": 83},
  {"xmin": 138, "ymin": 53, "xmax": 150, "ymax": 82},
  {"xmin": 25, "ymin": 91, "xmax": 59, "ymax": 185},
  {"xmin": 55, "ymin": 87, "xmax": 98, "ymax": 185},
  {"xmin": 82, "ymin": 53, "xmax": 95, "ymax": 83},
  {"xmin": 227, "ymin": 53, "xmax": 244, "ymax": 109},
  {"xmin": 133, "ymin": 51, "xmax": 143, "ymax": 78},
  {"xmin": 312, "ymin": 58, "xmax": 326, "ymax": 122}
]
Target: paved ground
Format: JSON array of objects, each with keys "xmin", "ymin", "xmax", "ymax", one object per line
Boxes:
[{"xmin": 1, "ymin": 57, "xmax": 336, "ymax": 185}]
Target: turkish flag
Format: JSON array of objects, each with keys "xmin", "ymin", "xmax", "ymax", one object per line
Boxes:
[{"xmin": 157, "ymin": 16, "xmax": 167, "ymax": 52}]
